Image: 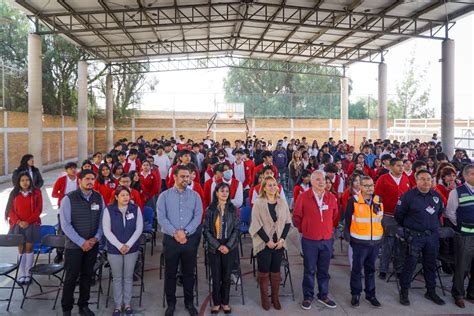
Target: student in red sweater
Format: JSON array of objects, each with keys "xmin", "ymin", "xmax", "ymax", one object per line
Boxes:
[
  {"xmin": 93, "ymin": 164, "xmax": 118, "ymax": 204},
  {"xmin": 408, "ymin": 160, "xmax": 428, "ymax": 188},
  {"xmin": 434, "ymin": 166, "xmax": 457, "ymax": 206},
  {"xmin": 293, "ymin": 170, "xmax": 312, "ymax": 206},
  {"xmin": 124, "ymin": 149, "xmax": 142, "ymax": 174},
  {"xmin": 347, "ymin": 153, "xmax": 373, "ymax": 179},
  {"xmin": 5, "ymin": 171, "xmax": 43, "ymax": 285},
  {"xmin": 188, "ymin": 166, "xmax": 205, "ymax": 222},
  {"xmin": 250, "ymin": 165, "xmax": 286, "ymax": 207},
  {"xmin": 91, "ymin": 152, "xmax": 103, "ymax": 175},
  {"xmin": 293, "ymin": 170, "xmax": 339, "ymax": 310},
  {"xmin": 52, "ymin": 162, "xmax": 78, "ymax": 208},
  {"xmin": 374, "ymin": 157, "xmax": 411, "ymax": 279},
  {"xmin": 109, "ymin": 173, "xmax": 144, "ymax": 212},
  {"xmin": 167, "ymin": 150, "xmax": 201, "ymax": 188},
  {"xmin": 203, "ymin": 163, "xmax": 225, "ymax": 211},
  {"xmin": 139, "ymin": 160, "xmax": 161, "ymax": 207},
  {"xmin": 253, "ymin": 151, "xmax": 279, "ymax": 181}
]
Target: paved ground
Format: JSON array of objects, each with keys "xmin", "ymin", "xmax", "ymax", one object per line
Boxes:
[{"xmin": 0, "ymin": 168, "xmax": 473, "ymax": 315}]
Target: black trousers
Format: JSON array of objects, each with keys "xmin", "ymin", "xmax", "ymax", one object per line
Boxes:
[
  {"xmin": 209, "ymin": 249, "xmax": 235, "ymax": 306},
  {"xmin": 164, "ymin": 230, "xmax": 200, "ymax": 307},
  {"xmin": 256, "ymin": 247, "xmax": 284, "ymax": 273},
  {"xmin": 452, "ymin": 234, "xmax": 474, "ymax": 298},
  {"xmin": 61, "ymin": 245, "xmax": 98, "ymax": 312}
]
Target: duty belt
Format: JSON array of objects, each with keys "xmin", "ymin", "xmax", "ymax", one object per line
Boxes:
[{"xmin": 404, "ymin": 227, "xmax": 435, "ymax": 237}]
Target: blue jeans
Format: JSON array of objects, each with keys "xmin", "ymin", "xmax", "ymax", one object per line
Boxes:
[
  {"xmin": 350, "ymin": 243, "xmax": 380, "ymax": 297},
  {"xmin": 301, "ymin": 238, "xmax": 332, "ymax": 300}
]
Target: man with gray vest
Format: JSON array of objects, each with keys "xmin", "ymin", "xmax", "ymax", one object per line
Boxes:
[
  {"xmin": 446, "ymin": 164, "xmax": 474, "ymax": 308},
  {"xmin": 59, "ymin": 169, "xmax": 104, "ymax": 316}
]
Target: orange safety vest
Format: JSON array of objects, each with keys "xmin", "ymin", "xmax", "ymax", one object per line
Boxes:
[{"xmin": 350, "ymin": 193, "xmax": 384, "ymax": 241}]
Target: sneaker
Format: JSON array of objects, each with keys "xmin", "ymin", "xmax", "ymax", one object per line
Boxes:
[
  {"xmin": 378, "ymin": 272, "xmax": 387, "ymax": 280},
  {"xmin": 317, "ymin": 297, "xmax": 337, "ymax": 309},
  {"xmin": 351, "ymin": 295, "xmax": 360, "ymax": 307},
  {"xmin": 366, "ymin": 296, "xmax": 381, "ymax": 307},
  {"xmin": 124, "ymin": 306, "xmax": 133, "ymax": 315},
  {"xmin": 112, "ymin": 308, "xmax": 121, "ymax": 316},
  {"xmin": 425, "ymin": 291, "xmax": 445, "ymax": 305},
  {"xmin": 301, "ymin": 299, "xmax": 312, "ymax": 310}
]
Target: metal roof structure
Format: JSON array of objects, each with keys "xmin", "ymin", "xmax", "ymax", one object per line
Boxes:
[{"xmin": 13, "ymin": 0, "xmax": 473, "ymax": 68}]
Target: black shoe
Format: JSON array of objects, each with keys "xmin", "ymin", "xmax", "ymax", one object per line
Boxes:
[
  {"xmin": 165, "ymin": 305, "xmax": 175, "ymax": 316},
  {"xmin": 351, "ymin": 295, "xmax": 360, "ymax": 307},
  {"xmin": 63, "ymin": 312, "xmax": 71, "ymax": 316},
  {"xmin": 366, "ymin": 296, "xmax": 381, "ymax": 307},
  {"xmin": 79, "ymin": 306, "xmax": 95, "ymax": 316},
  {"xmin": 378, "ymin": 272, "xmax": 387, "ymax": 280},
  {"xmin": 185, "ymin": 305, "xmax": 198, "ymax": 316},
  {"xmin": 399, "ymin": 289, "xmax": 410, "ymax": 306},
  {"xmin": 425, "ymin": 291, "xmax": 446, "ymax": 305},
  {"xmin": 54, "ymin": 253, "xmax": 63, "ymax": 264}
]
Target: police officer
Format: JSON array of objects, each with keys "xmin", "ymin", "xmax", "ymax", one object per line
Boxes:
[
  {"xmin": 395, "ymin": 169, "xmax": 445, "ymax": 306},
  {"xmin": 446, "ymin": 164, "xmax": 474, "ymax": 308}
]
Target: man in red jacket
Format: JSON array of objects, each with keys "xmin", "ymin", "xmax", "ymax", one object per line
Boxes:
[
  {"xmin": 51, "ymin": 162, "xmax": 78, "ymax": 263},
  {"xmin": 253, "ymin": 150, "xmax": 279, "ymax": 181},
  {"xmin": 374, "ymin": 157, "xmax": 411, "ymax": 279},
  {"xmin": 293, "ymin": 170, "xmax": 338, "ymax": 311}
]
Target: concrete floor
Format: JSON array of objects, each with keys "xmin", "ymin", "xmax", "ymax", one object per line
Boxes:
[{"xmin": 0, "ymin": 168, "xmax": 473, "ymax": 315}]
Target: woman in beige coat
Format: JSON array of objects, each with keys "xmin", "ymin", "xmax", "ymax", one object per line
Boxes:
[{"xmin": 249, "ymin": 176, "xmax": 292, "ymax": 311}]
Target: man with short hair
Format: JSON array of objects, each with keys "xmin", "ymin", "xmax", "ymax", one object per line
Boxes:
[
  {"xmin": 60, "ymin": 170, "xmax": 104, "ymax": 316},
  {"xmin": 395, "ymin": 169, "xmax": 445, "ymax": 306},
  {"xmin": 293, "ymin": 171, "xmax": 339, "ymax": 311},
  {"xmin": 157, "ymin": 165, "xmax": 203, "ymax": 316}
]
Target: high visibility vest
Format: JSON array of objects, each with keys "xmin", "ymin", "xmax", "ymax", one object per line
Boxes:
[{"xmin": 350, "ymin": 193, "xmax": 384, "ymax": 241}]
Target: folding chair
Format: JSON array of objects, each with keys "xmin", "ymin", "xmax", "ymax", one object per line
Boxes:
[
  {"xmin": 385, "ymin": 224, "xmax": 403, "ymax": 286},
  {"xmin": 0, "ymin": 234, "xmax": 25, "ymax": 311},
  {"xmin": 280, "ymin": 249, "xmax": 295, "ymax": 301},
  {"xmin": 435, "ymin": 226, "xmax": 455, "ymax": 296},
  {"xmin": 33, "ymin": 225, "xmax": 56, "ymax": 263},
  {"xmin": 106, "ymin": 234, "xmax": 147, "ymax": 308},
  {"xmin": 21, "ymin": 234, "xmax": 66, "ymax": 310},
  {"xmin": 143, "ymin": 206, "xmax": 157, "ymax": 256},
  {"xmin": 239, "ymin": 206, "xmax": 252, "ymax": 256},
  {"xmin": 207, "ymin": 248, "xmax": 245, "ymax": 307}
]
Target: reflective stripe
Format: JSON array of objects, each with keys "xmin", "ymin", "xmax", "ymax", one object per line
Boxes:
[
  {"xmin": 350, "ymin": 232, "xmax": 383, "ymax": 241},
  {"xmin": 461, "ymin": 226, "xmax": 474, "ymax": 233},
  {"xmin": 459, "ymin": 196, "xmax": 474, "ymax": 203},
  {"xmin": 351, "ymin": 216, "xmax": 382, "ymax": 223}
]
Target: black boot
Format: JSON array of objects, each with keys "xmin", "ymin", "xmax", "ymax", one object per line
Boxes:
[
  {"xmin": 351, "ymin": 295, "xmax": 360, "ymax": 307},
  {"xmin": 399, "ymin": 289, "xmax": 410, "ymax": 306}
]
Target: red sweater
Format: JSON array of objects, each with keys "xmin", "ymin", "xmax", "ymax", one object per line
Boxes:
[
  {"xmin": 293, "ymin": 189, "xmax": 338, "ymax": 241},
  {"xmin": 374, "ymin": 173, "xmax": 410, "ymax": 216},
  {"xmin": 8, "ymin": 189, "xmax": 43, "ymax": 227},
  {"xmin": 93, "ymin": 179, "xmax": 118, "ymax": 204},
  {"xmin": 253, "ymin": 163, "xmax": 279, "ymax": 180},
  {"xmin": 124, "ymin": 159, "xmax": 142, "ymax": 174},
  {"xmin": 232, "ymin": 161, "xmax": 252, "ymax": 188},
  {"xmin": 52, "ymin": 175, "xmax": 78, "ymax": 207},
  {"xmin": 139, "ymin": 170, "xmax": 161, "ymax": 204}
]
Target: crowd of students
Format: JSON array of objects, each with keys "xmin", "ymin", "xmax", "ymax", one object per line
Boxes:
[{"xmin": 4, "ymin": 132, "xmax": 474, "ymax": 315}]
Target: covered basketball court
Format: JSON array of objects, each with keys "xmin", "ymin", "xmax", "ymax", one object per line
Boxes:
[{"xmin": 2, "ymin": 0, "xmax": 474, "ymax": 315}]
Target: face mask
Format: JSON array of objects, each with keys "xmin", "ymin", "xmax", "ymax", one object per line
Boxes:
[{"xmin": 223, "ymin": 170, "xmax": 233, "ymax": 180}]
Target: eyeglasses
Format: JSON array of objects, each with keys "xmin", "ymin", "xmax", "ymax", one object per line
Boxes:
[{"xmin": 362, "ymin": 184, "xmax": 374, "ymax": 188}]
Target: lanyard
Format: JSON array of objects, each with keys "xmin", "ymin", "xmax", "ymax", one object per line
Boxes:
[{"xmin": 313, "ymin": 191, "xmax": 325, "ymax": 222}]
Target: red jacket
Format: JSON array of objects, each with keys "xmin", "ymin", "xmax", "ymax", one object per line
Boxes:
[
  {"xmin": 232, "ymin": 161, "xmax": 252, "ymax": 188},
  {"xmin": 124, "ymin": 159, "xmax": 142, "ymax": 174},
  {"xmin": 347, "ymin": 162, "xmax": 374, "ymax": 179},
  {"xmin": 52, "ymin": 175, "xmax": 78, "ymax": 207},
  {"xmin": 8, "ymin": 189, "xmax": 43, "ymax": 227},
  {"xmin": 93, "ymin": 179, "xmax": 118, "ymax": 204},
  {"xmin": 139, "ymin": 170, "xmax": 161, "ymax": 204},
  {"xmin": 92, "ymin": 163, "xmax": 101, "ymax": 176},
  {"xmin": 293, "ymin": 184, "xmax": 310, "ymax": 205},
  {"xmin": 108, "ymin": 188, "xmax": 144, "ymax": 213},
  {"xmin": 293, "ymin": 189, "xmax": 338, "ymax": 241},
  {"xmin": 374, "ymin": 173, "xmax": 411, "ymax": 216}
]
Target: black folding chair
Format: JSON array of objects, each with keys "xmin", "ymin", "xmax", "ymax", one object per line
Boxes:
[
  {"xmin": 106, "ymin": 234, "xmax": 147, "ymax": 308},
  {"xmin": 435, "ymin": 226, "xmax": 455, "ymax": 296},
  {"xmin": 280, "ymin": 249, "xmax": 295, "ymax": 301},
  {"xmin": 0, "ymin": 234, "xmax": 25, "ymax": 311},
  {"xmin": 21, "ymin": 234, "xmax": 66, "ymax": 310}
]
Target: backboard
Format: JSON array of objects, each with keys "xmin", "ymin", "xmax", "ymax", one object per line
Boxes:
[{"xmin": 216, "ymin": 103, "xmax": 245, "ymax": 120}]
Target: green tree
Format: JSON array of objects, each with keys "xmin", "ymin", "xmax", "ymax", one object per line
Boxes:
[
  {"xmin": 224, "ymin": 61, "xmax": 342, "ymax": 118},
  {"xmin": 395, "ymin": 52, "xmax": 433, "ymax": 118}
]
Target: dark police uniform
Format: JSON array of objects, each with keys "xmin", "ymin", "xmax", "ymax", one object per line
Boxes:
[{"xmin": 395, "ymin": 188, "xmax": 444, "ymax": 292}]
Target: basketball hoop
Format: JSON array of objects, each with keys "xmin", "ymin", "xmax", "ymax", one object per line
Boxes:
[{"xmin": 226, "ymin": 104, "xmax": 235, "ymax": 119}]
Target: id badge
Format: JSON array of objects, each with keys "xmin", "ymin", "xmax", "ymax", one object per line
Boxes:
[
  {"xmin": 425, "ymin": 206, "xmax": 435, "ymax": 215},
  {"xmin": 320, "ymin": 204, "xmax": 329, "ymax": 211},
  {"xmin": 126, "ymin": 213, "xmax": 135, "ymax": 220},
  {"xmin": 91, "ymin": 203, "xmax": 100, "ymax": 211}
]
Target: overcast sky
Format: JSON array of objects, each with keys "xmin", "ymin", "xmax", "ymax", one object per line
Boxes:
[{"xmin": 141, "ymin": 14, "xmax": 473, "ymax": 119}]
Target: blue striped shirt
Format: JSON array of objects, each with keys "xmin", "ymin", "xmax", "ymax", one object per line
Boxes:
[{"xmin": 157, "ymin": 186, "xmax": 203, "ymax": 237}]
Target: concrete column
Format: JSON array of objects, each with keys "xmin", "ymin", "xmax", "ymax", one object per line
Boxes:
[
  {"xmin": 105, "ymin": 74, "xmax": 114, "ymax": 150},
  {"xmin": 290, "ymin": 118, "xmax": 295, "ymax": 139},
  {"xmin": 77, "ymin": 61, "xmax": 88, "ymax": 162},
  {"xmin": 28, "ymin": 33, "xmax": 43, "ymax": 170},
  {"xmin": 378, "ymin": 62, "xmax": 388, "ymax": 140},
  {"xmin": 441, "ymin": 39, "xmax": 455, "ymax": 159},
  {"xmin": 340, "ymin": 76, "xmax": 349, "ymax": 141}
]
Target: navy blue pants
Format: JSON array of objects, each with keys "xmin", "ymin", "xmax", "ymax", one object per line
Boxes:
[
  {"xmin": 301, "ymin": 238, "xmax": 332, "ymax": 300},
  {"xmin": 350, "ymin": 243, "xmax": 380, "ymax": 297},
  {"xmin": 399, "ymin": 234, "xmax": 439, "ymax": 290}
]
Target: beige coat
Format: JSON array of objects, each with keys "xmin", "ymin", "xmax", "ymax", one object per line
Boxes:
[{"xmin": 249, "ymin": 196, "xmax": 293, "ymax": 256}]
